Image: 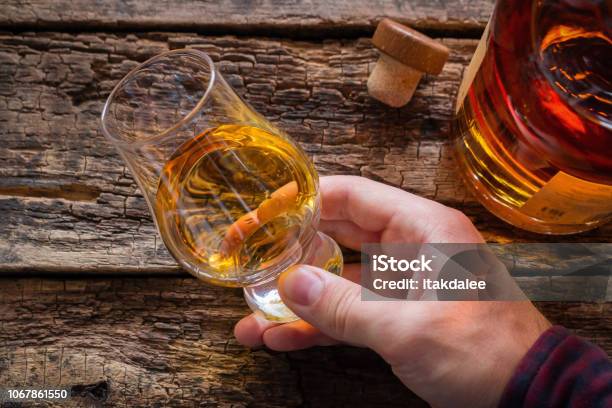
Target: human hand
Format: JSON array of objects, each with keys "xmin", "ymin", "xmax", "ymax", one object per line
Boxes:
[{"xmin": 234, "ymin": 176, "xmax": 550, "ymax": 407}]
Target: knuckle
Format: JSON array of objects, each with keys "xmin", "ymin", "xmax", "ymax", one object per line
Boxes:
[
  {"xmin": 430, "ymin": 207, "xmax": 481, "ymax": 242},
  {"xmin": 446, "ymin": 207, "xmax": 472, "ymax": 226}
]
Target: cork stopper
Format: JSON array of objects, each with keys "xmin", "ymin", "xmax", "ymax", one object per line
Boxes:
[{"xmin": 368, "ymin": 19, "xmax": 450, "ymax": 107}]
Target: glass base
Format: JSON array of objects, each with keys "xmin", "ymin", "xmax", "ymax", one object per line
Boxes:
[{"xmin": 243, "ymin": 231, "xmax": 343, "ymax": 322}]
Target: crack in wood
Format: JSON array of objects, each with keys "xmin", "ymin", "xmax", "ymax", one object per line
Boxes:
[
  {"xmin": 70, "ymin": 380, "xmax": 109, "ymax": 402},
  {"xmin": 0, "ymin": 184, "xmax": 102, "ymax": 201}
]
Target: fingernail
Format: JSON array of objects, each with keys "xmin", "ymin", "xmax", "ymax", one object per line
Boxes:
[{"xmin": 280, "ymin": 266, "xmax": 324, "ymax": 306}]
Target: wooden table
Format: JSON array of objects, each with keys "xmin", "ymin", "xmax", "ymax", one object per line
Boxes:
[{"xmin": 0, "ymin": 1, "xmax": 610, "ymax": 406}]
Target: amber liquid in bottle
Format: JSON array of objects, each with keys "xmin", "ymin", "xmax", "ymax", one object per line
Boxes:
[
  {"xmin": 453, "ymin": 0, "xmax": 612, "ymax": 234},
  {"xmin": 154, "ymin": 124, "xmax": 319, "ymax": 287}
]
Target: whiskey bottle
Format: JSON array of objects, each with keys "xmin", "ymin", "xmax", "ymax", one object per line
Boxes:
[{"xmin": 453, "ymin": 0, "xmax": 611, "ymax": 234}]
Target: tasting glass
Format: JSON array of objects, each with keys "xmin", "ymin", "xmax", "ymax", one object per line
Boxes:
[{"xmin": 101, "ymin": 49, "xmax": 343, "ymax": 322}]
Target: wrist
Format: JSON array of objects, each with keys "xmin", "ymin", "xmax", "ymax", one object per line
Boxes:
[{"xmin": 474, "ymin": 302, "xmax": 551, "ymax": 407}]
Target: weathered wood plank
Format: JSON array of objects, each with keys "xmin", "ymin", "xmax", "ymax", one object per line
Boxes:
[
  {"xmin": 0, "ymin": 277, "xmax": 425, "ymax": 407},
  {"xmin": 2, "ymin": 0, "xmax": 494, "ymax": 36},
  {"xmin": 0, "ymin": 32, "xmax": 610, "ymax": 274},
  {"xmin": 0, "ymin": 277, "xmax": 609, "ymax": 407}
]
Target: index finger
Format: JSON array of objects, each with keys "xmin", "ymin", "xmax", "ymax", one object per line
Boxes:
[
  {"xmin": 319, "ymin": 176, "xmax": 401, "ymax": 231},
  {"xmin": 320, "ymin": 175, "xmax": 441, "ymax": 232}
]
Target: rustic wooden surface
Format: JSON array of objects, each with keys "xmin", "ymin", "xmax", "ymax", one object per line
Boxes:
[
  {"xmin": 0, "ymin": 1, "xmax": 610, "ymax": 407},
  {"xmin": 2, "ymin": 0, "xmax": 493, "ymax": 35},
  {"xmin": 0, "ymin": 278, "xmax": 428, "ymax": 407},
  {"xmin": 1, "ymin": 32, "xmax": 610, "ymax": 274},
  {"xmin": 1, "ymin": 277, "xmax": 610, "ymax": 407}
]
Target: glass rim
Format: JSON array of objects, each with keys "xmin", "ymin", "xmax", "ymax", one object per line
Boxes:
[{"xmin": 100, "ymin": 48, "xmax": 216, "ymax": 148}]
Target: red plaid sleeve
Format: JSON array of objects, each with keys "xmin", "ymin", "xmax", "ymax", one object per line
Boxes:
[{"xmin": 499, "ymin": 326, "xmax": 612, "ymax": 408}]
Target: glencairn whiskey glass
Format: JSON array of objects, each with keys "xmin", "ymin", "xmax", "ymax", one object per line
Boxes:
[{"xmin": 101, "ymin": 49, "xmax": 343, "ymax": 322}]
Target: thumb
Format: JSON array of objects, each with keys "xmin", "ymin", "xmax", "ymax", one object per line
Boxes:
[{"xmin": 278, "ymin": 265, "xmax": 387, "ymax": 348}]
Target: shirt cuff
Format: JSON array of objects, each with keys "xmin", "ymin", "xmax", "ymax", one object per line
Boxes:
[{"xmin": 499, "ymin": 325, "xmax": 612, "ymax": 408}]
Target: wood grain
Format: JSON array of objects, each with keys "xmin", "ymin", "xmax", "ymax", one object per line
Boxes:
[
  {"xmin": 1, "ymin": 32, "xmax": 610, "ymax": 274},
  {"xmin": 2, "ymin": 0, "xmax": 494, "ymax": 36},
  {"xmin": 0, "ymin": 277, "xmax": 609, "ymax": 407},
  {"xmin": 0, "ymin": 277, "xmax": 425, "ymax": 407},
  {"xmin": 0, "ymin": 3, "xmax": 608, "ymax": 408}
]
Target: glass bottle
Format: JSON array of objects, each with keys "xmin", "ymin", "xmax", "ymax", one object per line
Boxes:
[
  {"xmin": 101, "ymin": 49, "xmax": 342, "ymax": 322},
  {"xmin": 453, "ymin": 0, "xmax": 611, "ymax": 234}
]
